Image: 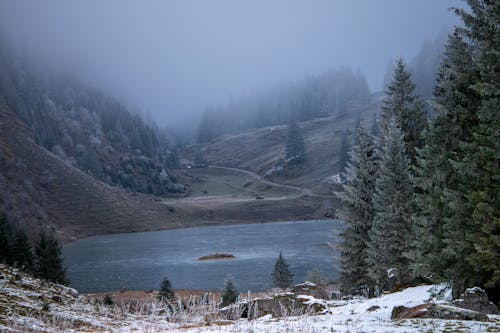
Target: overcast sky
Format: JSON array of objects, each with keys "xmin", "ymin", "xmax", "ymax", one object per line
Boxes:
[{"xmin": 0, "ymin": 0, "xmax": 460, "ymax": 125}]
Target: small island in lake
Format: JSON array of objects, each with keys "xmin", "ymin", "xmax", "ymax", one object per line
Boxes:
[{"xmin": 198, "ymin": 253, "xmax": 236, "ymax": 261}]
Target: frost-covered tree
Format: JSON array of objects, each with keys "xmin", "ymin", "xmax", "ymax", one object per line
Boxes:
[
  {"xmin": 285, "ymin": 120, "xmax": 306, "ymax": 164},
  {"xmin": 221, "ymin": 276, "xmax": 239, "ymax": 307},
  {"xmin": 367, "ymin": 119, "xmax": 414, "ymax": 291},
  {"xmin": 272, "ymin": 252, "xmax": 293, "ymax": 289},
  {"xmin": 10, "ymin": 229, "xmax": 34, "ymax": 272},
  {"xmin": 35, "ymin": 231, "xmax": 68, "ymax": 285},
  {"xmin": 411, "ymin": 0, "xmax": 499, "ymax": 300},
  {"xmin": 335, "ymin": 127, "xmax": 379, "ymax": 296},
  {"xmin": 380, "ymin": 59, "xmax": 426, "ymax": 164},
  {"xmin": 157, "ymin": 277, "xmax": 176, "ymax": 302},
  {"xmin": 408, "ymin": 31, "xmax": 480, "ymax": 284}
]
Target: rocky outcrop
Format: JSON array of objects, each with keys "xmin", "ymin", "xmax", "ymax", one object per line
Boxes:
[
  {"xmin": 220, "ymin": 292, "xmax": 328, "ymax": 320},
  {"xmin": 451, "ymin": 287, "xmax": 499, "ymax": 315},
  {"xmin": 391, "ymin": 303, "xmax": 490, "ymax": 322}
]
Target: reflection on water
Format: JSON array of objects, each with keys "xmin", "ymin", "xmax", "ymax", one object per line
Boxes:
[{"xmin": 63, "ymin": 220, "xmax": 344, "ymax": 293}]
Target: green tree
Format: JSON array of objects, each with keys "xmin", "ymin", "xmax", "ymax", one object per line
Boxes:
[
  {"xmin": 380, "ymin": 58, "xmax": 426, "ymax": 164},
  {"xmin": 271, "ymin": 252, "xmax": 293, "ymax": 289},
  {"xmin": 103, "ymin": 294, "xmax": 114, "ymax": 306},
  {"xmin": 285, "ymin": 120, "xmax": 306, "ymax": 164},
  {"xmin": 450, "ymin": 0, "xmax": 500, "ymax": 301},
  {"xmin": 221, "ymin": 276, "xmax": 239, "ymax": 307},
  {"xmin": 335, "ymin": 127, "xmax": 379, "ymax": 296},
  {"xmin": 157, "ymin": 277, "xmax": 176, "ymax": 302},
  {"xmin": 10, "ymin": 228, "xmax": 34, "ymax": 272},
  {"xmin": 34, "ymin": 231, "xmax": 68, "ymax": 285},
  {"xmin": 367, "ymin": 119, "xmax": 414, "ymax": 292},
  {"xmin": 411, "ymin": 0, "xmax": 499, "ymax": 302},
  {"xmin": 409, "ymin": 31, "xmax": 480, "ymax": 283}
]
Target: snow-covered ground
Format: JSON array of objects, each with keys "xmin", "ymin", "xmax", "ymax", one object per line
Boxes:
[
  {"xmin": 1, "ymin": 264, "xmax": 498, "ymax": 333},
  {"xmin": 168, "ymin": 285, "xmax": 499, "ymax": 333}
]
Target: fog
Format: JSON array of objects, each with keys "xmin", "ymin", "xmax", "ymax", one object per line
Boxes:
[{"xmin": 0, "ymin": 0, "xmax": 460, "ymax": 126}]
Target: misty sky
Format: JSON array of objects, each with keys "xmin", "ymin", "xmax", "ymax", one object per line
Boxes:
[{"xmin": 0, "ymin": 0, "xmax": 461, "ymax": 126}]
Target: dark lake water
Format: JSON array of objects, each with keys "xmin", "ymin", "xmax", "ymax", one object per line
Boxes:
[{"xmin": 63, "ymin": 220, "xmax": 344, "ymax": 293}]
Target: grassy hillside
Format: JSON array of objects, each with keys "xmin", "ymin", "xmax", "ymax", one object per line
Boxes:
[
  {"xmin": 183, "ymin": 94, "xmax": 381, "ymax": 194},
  {"xmin": 0, "ymin": 105, "xmax": 324, "ymax": 241}
]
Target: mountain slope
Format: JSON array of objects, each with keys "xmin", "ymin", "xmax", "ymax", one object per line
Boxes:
[
  {"xmin": 0, "ymin": 105, "xmax": 324, "ymax": 241},
  {"xmin": 0, "ymin": 105, "xmax": 186, "ymax": 241},
  {"xmin": 185, "ymin": 94, "xmax": 381, "ymax": 194}
]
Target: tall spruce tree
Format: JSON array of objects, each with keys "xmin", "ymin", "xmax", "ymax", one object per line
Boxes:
[
  {"xmin": 221, "ymin": 276, "xmax": 239, "ymax": 307},
  {"xmin": 380, "ymin": 58, "xmax": 426, "ymax": 164},
  {"xmin": 285, "ymin": 120, "xmax": 306, "ymax": 164},
  {"xmin": 409, "ymin": 31, "xmax": 480, "ymax": 282},
  {"xmin": 411, "ymin": 0, "xmax": 499, "ymax": 301},
  {"xmin": 35, "ymin": 231, "xmax": 68, "ymax": 285},
  {"xmin": 449, "ymin": 0, "xmax": 499, "ymax": 301},
  {"xmin": 10, "ymin": 229, "xmax": 34, "ymax": 272},
  {"xmin": 367, "ymin": 119, "xmax": 414, "ymax": 292},
  {"xmin": 271, "ymin": 252, "xmax": 293, "ymax": 289},
  {"xmin": 335, "ymin": 127, "xmax": 379, "ymax": 296}
]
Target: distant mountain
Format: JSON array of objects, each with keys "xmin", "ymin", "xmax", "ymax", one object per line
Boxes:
[
  {"xmin": 197, "ymin": 68, "xmax": 371, "ymax": 143},
  {"xmin": 0, "ymin": 45, "xmax": 183, "ymax": 197}
]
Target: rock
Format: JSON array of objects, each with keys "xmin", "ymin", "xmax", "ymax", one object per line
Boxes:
[
  {"xmin": 292, "ymin": 282, "xmax": 329, "ymax": 299},
  {"xmin": 247, "ymin": 293, "xmax": 326, "ymax": 319},
  {"xmin": 391, "ymin": 303, "xmax": 489, "ymax": 322},
  {"xmin": 451, "ymin": 287, "xmax": 499, "ymax": 315},
  {"xmin": 367, "ymin": 305, "xmax": 380, "ymax": 312},
  {"xmin": 222, "ymin": 292, "xmax": 328, "ymax": 320}
]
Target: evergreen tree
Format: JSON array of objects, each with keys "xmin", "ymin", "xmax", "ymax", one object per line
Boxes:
[
  {"xmin": 157, "ymin": 277, "xmax": 176, "ymax": 302},
  {"xmin": 449, "ymin": 0, "xmax": 499, "ymax": 301},
  {"xmin": 271, "ymin": 252, "xmax": 293, "ymax": 289},
  {"xmin": 411, "ymin": 0, "xmax": 499, "ymax": 301},
  {"xmin": 10, "ymin": 228, "xmax": 34, "ymax": 272},
  {"xmin": 370, "ymin": 113, "xmax": 379, "ymax": 138},
  {"xmin": 335, "ymin": 127, "xmax": 379, "ymax": 296},
  {"xmin": 103, "ymin": 294, "xmax": 114, "ymax": 306},
  {"xmin": 34, "ymin": 231, "xmax": 68, "ymax": 285},
  {"xmin": 380, "ymin": 58, "xmax": 426, "ymax": 164},
  {"xmin": 0, "ymin": 213, "xmax": 12, "ymax": 264},
  {"xmin": 338, "ymin": 130, "xmax": 350, "ymax": 176},
  {"xmin": 221, "ymin": 276, "xmax": 239, "ymax": 307},
  {"xmin": 367, "ymin": 119, "xmax": 414, "ymax": 292},
  {"xmin": 285, "ymin": 120, "xmax": 306, "ymax": 164},
  {"xmin": 409, "ymin": 31, "xmax": 480, "ymax": 283}
]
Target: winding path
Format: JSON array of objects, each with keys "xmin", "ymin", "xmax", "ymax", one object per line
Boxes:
[{"xmin": 208, "ymin": 165, "xmax": 331, "ymax": 198}]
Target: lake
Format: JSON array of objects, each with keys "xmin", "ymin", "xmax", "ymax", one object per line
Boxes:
[{"xmin": 63, "ymin": 220, "xmax": 344, "ymax": 293}]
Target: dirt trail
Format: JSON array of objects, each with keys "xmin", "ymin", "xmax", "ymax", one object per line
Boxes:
[{"xmin": 208, "ymin": 165, "xmax": 331, "ymax": 198}]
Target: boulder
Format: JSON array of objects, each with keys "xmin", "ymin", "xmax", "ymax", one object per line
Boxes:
[
  {"xmin": 292, "ymin": 282, "xmax": 329, "ymax": 299},
  {"xmin": 451, "ymin": 287, "xmax": 498, "ymax": 315},
  {"xmin": 222, "ymin": 292, "xmax": 328, "ymax": 320},
  {"xmin": 367, "ymin": 305, "xmax": 380, "ymax": 312},
  {"xmin": 391, "ymin": 303, "xmax": 489, "ymax": 322}
]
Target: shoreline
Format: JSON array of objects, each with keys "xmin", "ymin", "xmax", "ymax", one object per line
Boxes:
[{"xmin": 63, "ymin": 218, "xmax": 338, "ymax": 245}]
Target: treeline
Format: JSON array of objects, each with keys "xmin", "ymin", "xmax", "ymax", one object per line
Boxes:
[
  {"xmin": 337, "ymin": 0, "xmax": 498, "ymax": 303},
  {"xmin": 0, "ymin": 213, "xmax": 68, "ymax": 285},
  {"xmin": 0, "ymin": 45, "xmax": 183, "ymax": 196},
  {"xmin": 198, "ymin": 68, "xmax": 370, "ymax": 143}
]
